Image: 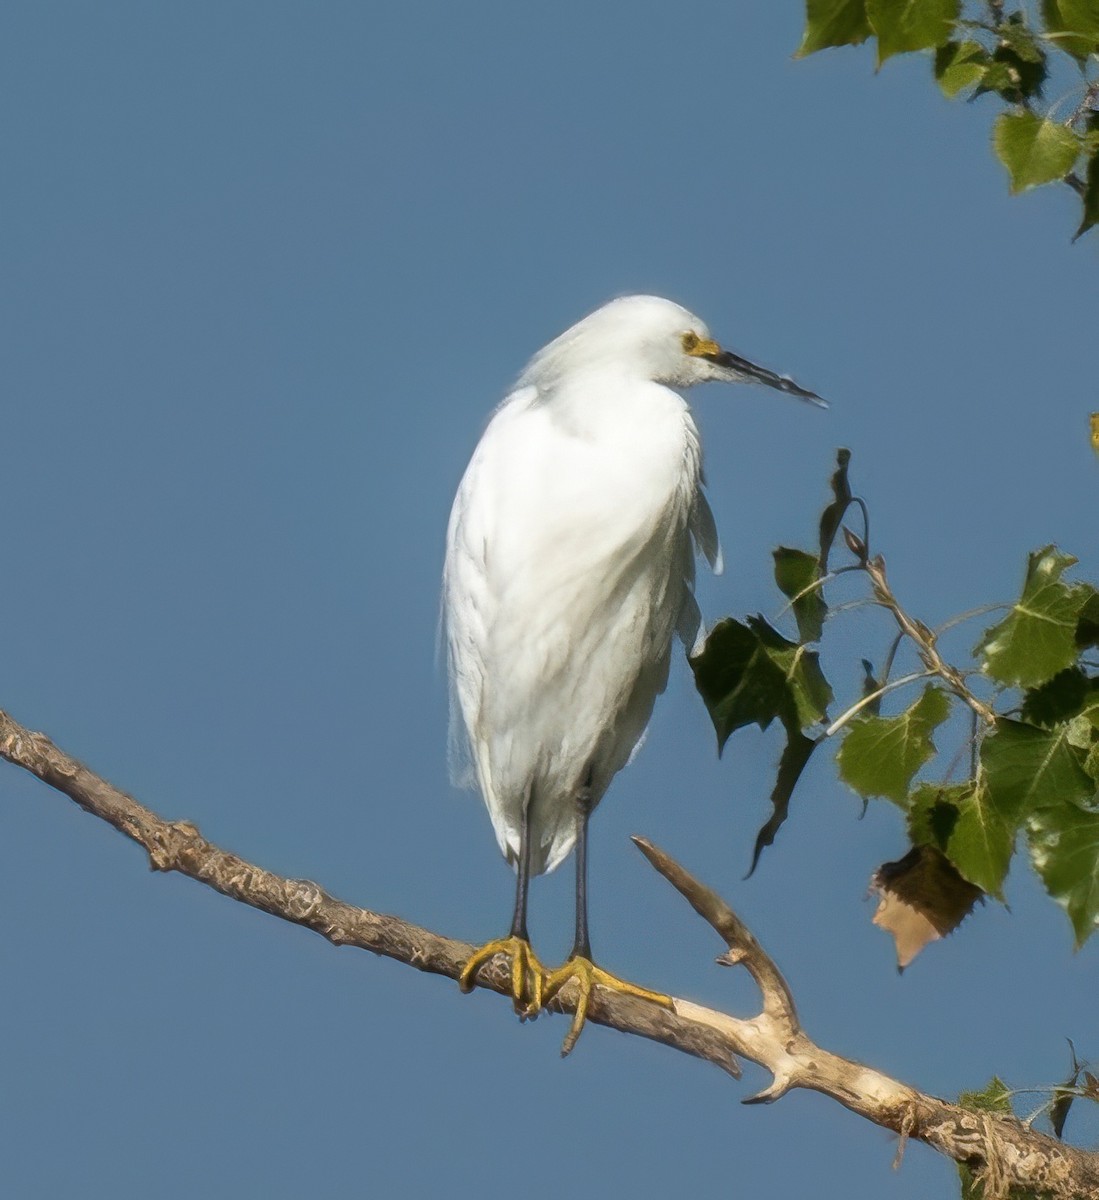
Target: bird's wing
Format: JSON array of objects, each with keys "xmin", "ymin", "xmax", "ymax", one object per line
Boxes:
[
  {"xmin": 442, "ymin": 387, "xmax": 537, "ymax": 791},
  {"xmin": 690, "ymin": 487, "xmax": 723, "ymax": 574},
  {"xmin": 444, "ymin": 380, "xmax": 712, "ymax": 869},
  {"xmin": 677, "ymin": 473, "xmax": 722, "ymax": 654}
]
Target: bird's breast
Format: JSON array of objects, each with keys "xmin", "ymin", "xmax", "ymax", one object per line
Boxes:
[{"xmin": 491, "ymin": 384, "xmax": 698, "ymax": 579}]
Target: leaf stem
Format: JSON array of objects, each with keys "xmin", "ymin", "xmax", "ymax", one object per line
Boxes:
[
  {"xmin": 819, "ymin": 671, "xmax": 934, "ymax": 739},
  {"xmin": 934, "ymin": 602, "xmax": 1009, "ymax": 636}
]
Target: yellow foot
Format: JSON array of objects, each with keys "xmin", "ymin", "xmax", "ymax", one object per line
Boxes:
[
  {"xmin": 458, "ymin": 936, "xmax": 546, "ymax": 1018},
  {"xmin": 542, "ymin": 956, "xmax": 672, "ymax": 1057}
]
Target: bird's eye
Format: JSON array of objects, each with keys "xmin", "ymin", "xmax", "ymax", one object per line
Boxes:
[{"xmin": 681, "ymin": 331, "xmax": 700, "ymax": 354}]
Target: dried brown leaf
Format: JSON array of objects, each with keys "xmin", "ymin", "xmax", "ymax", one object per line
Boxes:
[{"xmin": 871, "ymin": 845, "xmax": 982, "ymax": 969}]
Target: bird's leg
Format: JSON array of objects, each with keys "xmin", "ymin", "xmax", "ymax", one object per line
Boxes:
[
  {"xmin": 458, "ymin": 793, "xmax": 546, "ymax": 1018},
  {"xmin": 543, "ymin": 770, "xmax": 672, "ymax": 1056},
  {"xmin": 510, "ymin": 794, "xmax": 534, "ymax": 945},
  {"xmin": 571, "ymin": 771, "xmax": 595, "ymax": 962}
]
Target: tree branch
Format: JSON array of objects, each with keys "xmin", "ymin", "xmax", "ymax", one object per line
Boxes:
[
  {"xmin": 3, "ymin": 705, "xmax": 1097, "ymax": 1199},
  {"xmin": 864, "ymin": 553, "xmax": 999, "ymax": 727}
]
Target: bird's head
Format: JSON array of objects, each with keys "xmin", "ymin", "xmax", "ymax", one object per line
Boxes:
[{"xmin": 519, "ymin": 294, "xmax": 825, "ymax": 406}]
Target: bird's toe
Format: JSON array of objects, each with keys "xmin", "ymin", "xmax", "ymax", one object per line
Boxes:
[
  {"xmin": 459, "ymin": 935, "xmax": 547, "ymax": 1018},
  {"xmin": 542, "ymin": 956, "xmax": 672, "ymax": 1057}
]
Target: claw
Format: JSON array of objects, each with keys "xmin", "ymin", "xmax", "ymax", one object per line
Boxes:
[
  {"xmin": 459, "ymin": 936, "xmax": 546, "ymax": 1017},
  {"xmin": 542, "ymin": 956, "xmax": 672, "ymax": 1056}
]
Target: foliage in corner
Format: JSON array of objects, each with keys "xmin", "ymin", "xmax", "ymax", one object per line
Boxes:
[
  {"xmin": 952, "ymin": 1047, "xmax": 1099, "ymax": 1190},
  {"xmin": 956, "ymin": 1076, "xmax": 1015, "ymax": 1199},
  {"xmin": 798, "ymin": 0, "xmax": 1099, "ymax": 239},
  {"xmin": 692, "ymin": 449, "xmax": 1099, "ymax": 963}
]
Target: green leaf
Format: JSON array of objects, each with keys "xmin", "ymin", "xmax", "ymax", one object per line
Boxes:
[
  {"xmin": 694, "ymin": 613, "xmax": 830, "ymax": 866},
  {"xmin": 1067, "ymin": 713, "xmax": 1097, "ymax": 749},
  {"xmin": 867, "ymin": 0, "xmax": 960, "ymax": 65},
  {"xmin": 994, "ymin": 112, "xmax": 1081, "ymax": 194},
  {"xmin": 1061, "ymin": 0, "xmax": 1099, "ymax": 44},
  {"xmin": 1075, "ymin": 141, "xmax": 1099, "ymax": 241},
  {"xmin": 1041, "ymin": 0, "xmax": 1099, "ymax": 63},
  {"xmin": 1075, "ymin": 681, "xmax": 1099, "ymax": 735},
  {"xmin": 774, "ymin": 547, "xmax": 826, "ymax": 642},
  {"xmin": 977, "ymin": 14, "xmax": 1048, "ymax": 100},
  {"xmin": 957, "ymin": 1076, "xmax": 1013, "ymax": 1191},
  {"xmin": 837, "ymin": 686, "xmax": 951, "ymax": 804},
  {"xmin": 1028, "ymin": 798, "xmax": 1099, "ymax": 945},
  {"xmin": 1020, "ymin": 667, "xmax": 1093, "ymax": 727},
  {"xmin": 981, "ymin": 718, "xmax": 1096, "ymax": 821},
  {"xmin": 859, "ymin": 658, "xmax": 883, "ymax": 716},
  {"xmin": 749, "ymin": 730, "xmax": 817, "ymax": 874},
  {"xmin": 975, "ymin": 57, "xmax": 1024, "ymax": 99},
  {"xmin": 909, "ymin": 781, "xmax": 1014, "ymax": 898},
  {"xmin": 818, "ymin": 447, "xmax": 855, "ymax": 570},
  {"xmin": 975, "ymin": 546, "xmax": 1089, "ymax": 686},
  {"xmin": 1087, "ymin": 741, "xmax": 1099, "ymax": 781},
  {"xmin": 959, "ymin": 1075, "xmax": 1013, "ymax": 1114},
  {"xmin": 754, "ymin": 617, "xmax": 832, "ymax": 731},
  {"xmin": 692, "ymin": 619, "xmax": 784, "ymax": 746},
  {"xmin": 1078, "ymin": 586, "xmax": 1099, "ymax": 646},
  {"xmin": 933, "ymin": 40, "xmax": 991, "ymax": 97},
  {"xmin": 691, "ymin": 616, "xmax": 832, "ymax": 750},
  {"xmin": 1049, "ymin": 1041, "xmax": 1084, "ymax": 1141},
  {"xmin": 796, "ymin": 0, "xmax": 872, "ymax": 56},
  {"xmin": 998, "ymin": 13, "xmax": 1047, "ymax": 64}
]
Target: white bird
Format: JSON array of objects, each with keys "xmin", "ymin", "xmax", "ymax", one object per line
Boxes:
[{"xmin": 444, "ymin": 295, "xmax": 822, "ymax": 1047}]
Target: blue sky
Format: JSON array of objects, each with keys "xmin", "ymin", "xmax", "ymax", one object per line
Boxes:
[{"xmin": 2, "ymin": 4, "xmax": 1096, "ymax": 1197}]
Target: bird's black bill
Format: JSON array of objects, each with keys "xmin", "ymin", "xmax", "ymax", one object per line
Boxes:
[{"xmin": 710, "ymin": 348, "xmax": 827, "ymax": 407}]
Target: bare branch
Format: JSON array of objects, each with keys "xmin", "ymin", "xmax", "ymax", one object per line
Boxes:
[
  {"xmin": 632, "ymin": 835, "xmax": 797, "ymax": 1039},
  {"xmin": 0, "ymin": 706, "xmax": 744, "ymax": 1076},
  {"xmin": 3, "ymin": 704, "xmax": 1098, "ymax": 1199}
]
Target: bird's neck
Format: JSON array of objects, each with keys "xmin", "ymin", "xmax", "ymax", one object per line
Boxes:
[{"xmin": 540, "ymin": 368, "xmax": 691, "ymax": 442}]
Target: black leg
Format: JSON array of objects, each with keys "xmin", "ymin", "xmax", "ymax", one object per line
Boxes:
[
  {"xmin": 458, "ymin": 788, "xmax": 547, "ymax": 1010},
  {"xmin": 570, "ymin": 770, "xmax": 594, "ymax": 961},
  {"xmin": 509, "ymin": 793, "xmax": 532, "ymax": 942},
  {"xmin": 541, "ymin": 767, "xmax": 670, "ymax": 1054}
]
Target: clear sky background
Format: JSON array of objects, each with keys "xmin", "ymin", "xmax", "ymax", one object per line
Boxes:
[{"xmin": 2, "ymin": 4, "xmax": 1096, "ymax": 1198}]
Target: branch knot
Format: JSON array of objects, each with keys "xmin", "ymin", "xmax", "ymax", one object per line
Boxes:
[
  {"xmin": 285, "ymin": 879, "xmax": 326, "ymax": 920},
  {"xmin": 148, "ymin": 820, "xmax": 201, "ymax": 871}
]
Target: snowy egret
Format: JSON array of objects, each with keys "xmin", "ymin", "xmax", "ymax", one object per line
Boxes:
[{"xmin": 444, "ymin": 295, "xmax": 823, "ymax": 1048}]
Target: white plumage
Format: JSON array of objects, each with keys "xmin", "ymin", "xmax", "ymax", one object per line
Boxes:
[
  {"xmin": 444, "ymin": 295, "xmax": 823, "ymax": 1034},
  {"xmin": 443, "ymin": 296, "xmax": 763, "ymax": 876}
]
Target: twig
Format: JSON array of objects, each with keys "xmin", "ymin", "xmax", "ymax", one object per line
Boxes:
[
  {"xmin": 2, "ymin": 705, "xmax": 1097, "ymax": 1198},
  {"xmin": 819, "ymin": 672, "xmax": 934, "ymax": 739},
  {"xmin": 1065, "ymin": 80, "xmax": 1099, "ymax": 131},
  {"xmin": 820, "ymin": 597, "xmax": 879, "ymax": 620},
  {"xmin": 774, "ymin": 568, "xmax": 840, "ymax": 615},
  {"xmin": 934, "ymin": 603, "xmax": 1009, "ymax": 637},
  {"xmin": 864, "ymin": 555, "xmax": 999, "ymax": 727},
  {"xmin": 771, "ymin": 563, "xmax": 864, "ymax": 625}
]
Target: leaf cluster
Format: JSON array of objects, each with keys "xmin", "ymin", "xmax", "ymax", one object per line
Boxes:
[
  {"xmin": 954, "ymin": 1044, "xmax": 1099, "ymax": 1162},
  {"xmin": 798, "ymin": 1, "xmax": 1099, "ymax": 238},
  {"xmin": 691, "ymin": 451, "xmax": 1099, "ymax": 958}
]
